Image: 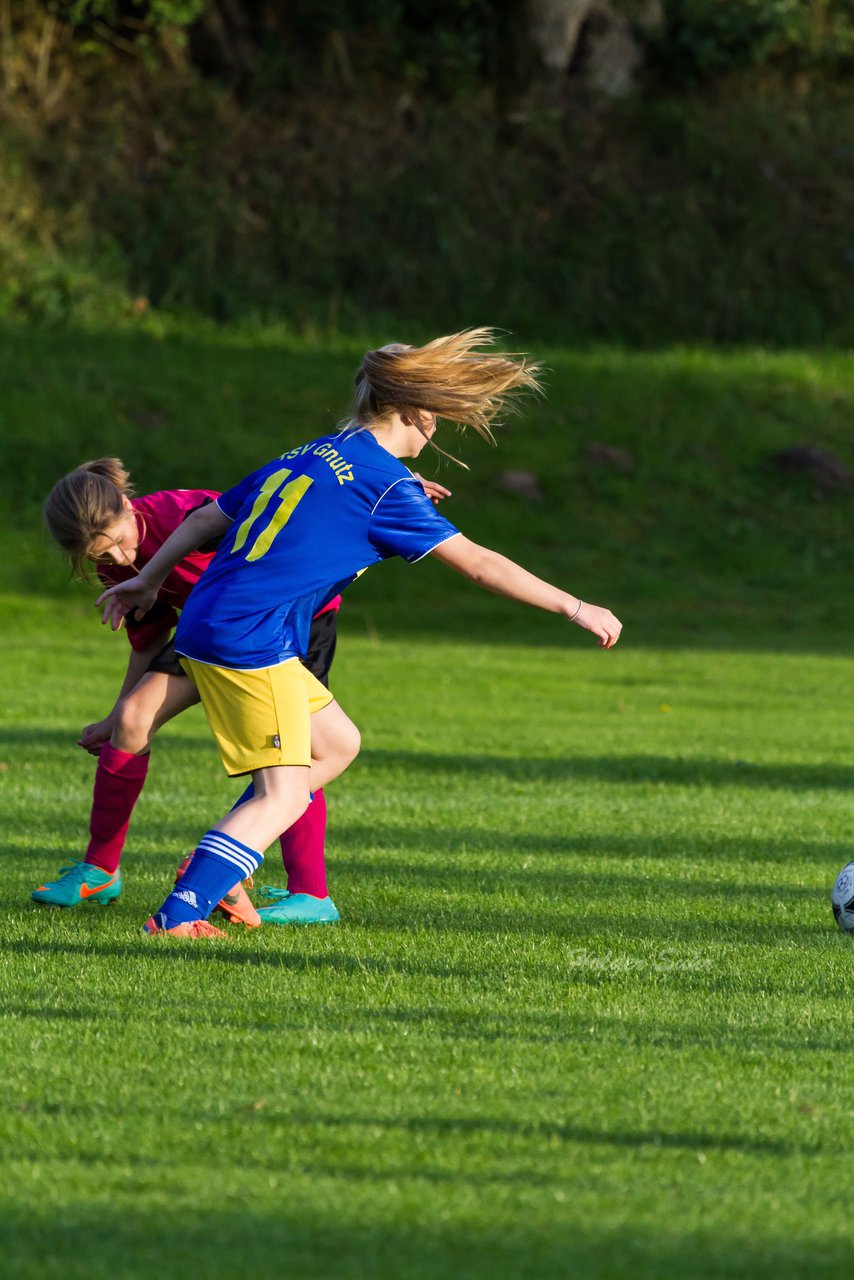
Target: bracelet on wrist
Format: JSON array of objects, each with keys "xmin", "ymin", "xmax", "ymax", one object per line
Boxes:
[{"xmin": 568, "ymin": 599, "xmax": 583, "ymax": 621}]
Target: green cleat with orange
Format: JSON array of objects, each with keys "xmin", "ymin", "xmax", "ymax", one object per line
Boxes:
[
  {"xmin": 32, "ymin": 860, "xmax": 123, "ymax": 908},
  {"xmin": 256, "ymin": 887, "xmax": 340, "ymax": 925}
]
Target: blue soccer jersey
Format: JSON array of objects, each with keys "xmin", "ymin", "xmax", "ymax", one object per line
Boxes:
[{"xmin": 174, "ymin": 429, "xmax": 460, "ymax": 669}]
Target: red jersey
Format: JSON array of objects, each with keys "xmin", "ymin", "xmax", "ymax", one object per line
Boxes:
[
  {"xmin": 97, "ymin": 489, "xmax": 341, "ymax": 652},
  {"xmin": 97, "ymin": 490, "xmax": 221, "ymax": 652}
]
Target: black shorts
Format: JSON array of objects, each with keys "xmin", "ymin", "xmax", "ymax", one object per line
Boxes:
[
  {"xmin": 299, "ymin": 607, "xmax": 338, "ymax": 687},
  {"xmin": 146, "ymin": 608, "xmax": 339, "ymax": 687},
  {"xmin": 147, "ymin": 639, "xmax": 188, "ymax": 677}
]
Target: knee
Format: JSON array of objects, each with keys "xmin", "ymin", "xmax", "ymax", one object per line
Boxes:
[
  {"xmin": 112, "ymin": 694, "xmax": 155, "ymax": 754},
  {"xmin": 341, "ymin": 722, "xmax": 361, "ymax": 766}
]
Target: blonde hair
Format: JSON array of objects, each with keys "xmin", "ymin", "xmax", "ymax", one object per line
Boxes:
[
  {"xmin": 351, "ymin": 328, "xmax": 543, "ymax": 463},
  {"xmin": 44, "ymin": 458, "xmax": 135, "ymax": 577}
]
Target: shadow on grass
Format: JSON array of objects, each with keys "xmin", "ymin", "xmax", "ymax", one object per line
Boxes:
[
  {"xmin": 360, "ymin": 748, "xmax": 854, "ymax": 792},
  {"xmin": 328, "ymin": 823, "xmax": 846, "ymax": 870},
  {"xmin": 303, "ymin": 1112, "xmax": 819, "ymax": 1158},
  {"xmin": 5, "ymin": 990, "xmax": 853, "ymax": 1059},
  {"xmin": 0, "ymin": 1198, "xmax": 847, "ymax": 1280},
  {"xmin": 1, "ymin": 909, "xmax": 847, "ymax": 997},
  {"xmin": 0, "ymin": 1112, "xmax": 826, "ymax": 1166},
  {"xmin": 0, "ymin": 934, "xmax": 477, "ymax": 982},
  {"xmin": 4, "ymin": 728, "xmax": 854, "ymax": 792}
]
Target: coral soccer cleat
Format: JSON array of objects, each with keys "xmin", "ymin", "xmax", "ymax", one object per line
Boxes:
[
  {"xmin": 175, "ymin": 855, "xmax": 261, "ymax": 927},
  {"xmin": 142, "ymin": 914, "xmax": 226, "ymax": 938}
]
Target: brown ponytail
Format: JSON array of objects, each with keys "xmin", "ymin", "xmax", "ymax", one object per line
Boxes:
[{"xmin": 44, "ymin": 458, "xmax": 135, "ymax": 577}]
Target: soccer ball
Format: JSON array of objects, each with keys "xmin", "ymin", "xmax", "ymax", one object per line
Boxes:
[{"xmin": 831, "ymin": 861, "xmax": 854, "ymax": 931}]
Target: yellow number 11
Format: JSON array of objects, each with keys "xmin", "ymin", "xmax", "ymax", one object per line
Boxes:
[{"xmin": 231, "ymin": 468, "xmax": 314, "ymax": 563}]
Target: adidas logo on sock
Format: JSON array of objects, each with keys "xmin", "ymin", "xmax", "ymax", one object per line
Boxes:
[{"xmin": 174, "ymin": 888, "xmax": 199, "ymax": 908}]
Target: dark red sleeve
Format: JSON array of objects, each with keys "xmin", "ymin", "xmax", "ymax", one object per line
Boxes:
[{"xmin": 135, "ymin": 489, "xmax": 222, "ymax": 543}]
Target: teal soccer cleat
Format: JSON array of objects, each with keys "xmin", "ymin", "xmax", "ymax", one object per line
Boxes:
[
  {"xmin": 32, "ymin": 860, "xmax": 123, "ymax": 908},
  {"xmin": 256, "ymin": 888, "xmax": 340, "ymax": 925}
]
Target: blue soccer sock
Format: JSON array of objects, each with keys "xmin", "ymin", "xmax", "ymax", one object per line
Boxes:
[
  {"xmin": 232, "ymin": 781, "xmax": 254, "ymax": 811},
  {"xmin": 155, "ymin": 830, "xmax": 264, "ymax": 926}
]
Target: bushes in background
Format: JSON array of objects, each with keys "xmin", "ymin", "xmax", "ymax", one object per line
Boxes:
[{"xmin": 0, "ymin": 2, "xmax": 852, "ymax": 342}]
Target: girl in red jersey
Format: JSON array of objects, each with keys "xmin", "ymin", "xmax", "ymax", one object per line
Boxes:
[{"xmin": 31, "ymin": 457, "xmax": 351, "ymax": 923}]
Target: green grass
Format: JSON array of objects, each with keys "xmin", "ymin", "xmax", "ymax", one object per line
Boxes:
[
  {"xmin": 1, "ymin": 327, "xmax": 853, "ymax": 1277},
  {"xmin": 1, "ymin": 602, "xmax": 853, "ymax": 1279}
]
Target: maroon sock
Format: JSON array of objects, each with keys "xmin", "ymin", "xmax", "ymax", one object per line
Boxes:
[
  {"xmin": 85, "ymin": 744, "xmax": 150, "ymax": 874},
  {"xmin": 279, "ymin": 788, "xmax": 329, "ymax": 898}
]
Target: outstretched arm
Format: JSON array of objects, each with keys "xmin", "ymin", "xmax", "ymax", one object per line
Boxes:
[
  {"xmin": 96, "ymin": 502, "xmax": 231, "ymax": 630},
  {"xmin": 430, "ymin": 534, "xmax": 622, "ymax": 649}
]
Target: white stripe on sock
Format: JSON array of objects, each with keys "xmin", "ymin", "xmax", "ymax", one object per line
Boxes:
[
  {"xmin": 202, "ymin": 843, "xmax": 258, "ymax": 877},
  {"xmin": 197, "ymin": 832, "xmax": 261, "ymax": 877}
]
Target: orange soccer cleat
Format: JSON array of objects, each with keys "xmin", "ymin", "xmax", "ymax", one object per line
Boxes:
[
  {"xmin": 175, "ymin": 854, "xmax": 262, "ymax": 928},
  {"xmin": 142, "ymin": 914, "xmax": 226, "ymax": 938}
]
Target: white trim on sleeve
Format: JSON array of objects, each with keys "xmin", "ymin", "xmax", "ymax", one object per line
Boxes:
[
  {"xmin": 408, "ymin": 530, "xmax": 462, "ymax": 564},
  {"xmin": 214, "ymin": 498, "xmax": 236, "ymax": 521}
]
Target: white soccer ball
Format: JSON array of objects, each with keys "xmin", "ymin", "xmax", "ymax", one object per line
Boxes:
[{"xmin": 831, "ymin": 861, "xmax": 854, "ymax": 932}]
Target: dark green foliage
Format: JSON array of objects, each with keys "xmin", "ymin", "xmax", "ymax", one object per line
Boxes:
[
  {"xmin": 4, "ymin": 83, "xmax": 853, "ymax": 344},
  {"xmin": 55, "ymin": 0, "xmax": 854, "ymax": 87},
  {"xmin": 1, "ymin": 2, "xmax": 853, "ymax": 342},
  {"xmin": 649, "ymin": 0, "xmax": 854, "ymax": 81},
  {"xmin": 59, "ymin": 0, "xmax": 526, "ymax": 92},
  {"xmin": 64, "ymin": 1, "xmax": 206, "ymax": 30}
]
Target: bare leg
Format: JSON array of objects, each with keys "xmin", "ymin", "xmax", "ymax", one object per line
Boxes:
[
  {"xmin": 84, "ymin": 673, "xmax": 202, "ymax": 873},
  {"xmin": 111, "ymin": 671, "xmax": 200, "ymax": 753},
  {"xmin": 215, "ymin": 763, "xmax": 310, "ymax": 850},
  {"xmin": 308, "ymin": 700, "xmax": 361, "ymax": 792},
  {"xmin": 216, "ymin": 701, "xmax": 360, "ymax": 851}
]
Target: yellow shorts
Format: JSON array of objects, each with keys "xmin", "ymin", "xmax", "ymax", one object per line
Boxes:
[{"xmin": 180, "ymin": 656, "xmax": 334, "ymax": 776}]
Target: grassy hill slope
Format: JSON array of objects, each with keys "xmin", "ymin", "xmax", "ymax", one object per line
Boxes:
[{"xmin": 1, "ymin": 322, "xmax": 852, "ymax": 650}]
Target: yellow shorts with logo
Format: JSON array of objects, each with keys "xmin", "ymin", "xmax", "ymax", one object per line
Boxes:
[{"xmin": 180, "ymin": 656, "xmax": 334, "ymax": 777}]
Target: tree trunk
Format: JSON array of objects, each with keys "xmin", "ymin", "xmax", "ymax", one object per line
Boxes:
[{"xmin": 529, "ymin": 0, "xmax": 597, "ymax": 73}]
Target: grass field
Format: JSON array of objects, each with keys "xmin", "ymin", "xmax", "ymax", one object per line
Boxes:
[
  {"xmin": 1, "ymin": 326, "xmax": 853, "ymax": 1278},
  {"xmin": 3, "ymin": 608, "xmax": 853, "ymax": 1278}
]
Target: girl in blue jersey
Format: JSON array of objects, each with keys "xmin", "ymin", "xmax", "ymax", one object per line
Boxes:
[{"xmin": 99, "ymin": 328, "xmax": 622, "ymax": 937}]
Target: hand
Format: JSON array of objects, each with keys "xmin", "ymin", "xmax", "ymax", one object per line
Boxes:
[
  {"xmin": 96, "ymin": 576, "xmax": 158, "ymax": 631},
  {"xmin": 413, "ymin": 473, "xmax": 452, "ymax": 505},
  {"xmin": 77, "ymin": 717, "xmax": 114, "ymax": 756},
  {"xmin": 570, "ymin": 601, "xmax": 622, "ymax": 649}
]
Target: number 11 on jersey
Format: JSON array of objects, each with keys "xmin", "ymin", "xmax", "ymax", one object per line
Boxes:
[{"xmin": 231, "ymin": 468, "xmax": 314, "ymax": 563}]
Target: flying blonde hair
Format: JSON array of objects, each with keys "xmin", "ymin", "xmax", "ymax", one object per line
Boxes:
[
  {"xmin": 350, "ymin": 328, "xmax": 543, "ymax": 463},
  {"xmin": 44, "ymin": 457, "xmax": 136, "ymax": 578}
]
